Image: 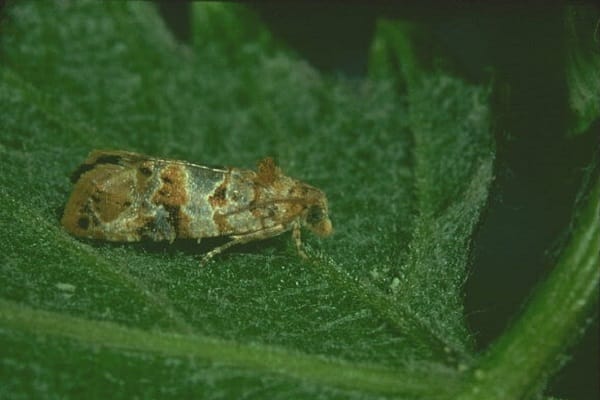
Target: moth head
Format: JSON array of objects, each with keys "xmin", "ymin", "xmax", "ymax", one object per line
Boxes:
[{"xmin": 304, "ymin": 200, "xmax": 333, "ymax": 237}]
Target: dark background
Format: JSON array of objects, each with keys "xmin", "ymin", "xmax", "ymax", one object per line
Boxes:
[{"xmin": 157, "ymin": 2, "xmax": 598, "ymax": 399}]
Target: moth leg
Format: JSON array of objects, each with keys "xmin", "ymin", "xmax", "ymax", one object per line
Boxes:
[
  {"xmin": 292, "ymin": 221, "xmax": 308, "ymax": 259},
  {"xmin": 200, "ymin": 224, "xmax": 288, "ymax": 265}
]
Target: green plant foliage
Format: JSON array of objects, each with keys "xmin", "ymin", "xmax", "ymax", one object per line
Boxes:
[
  {"xmin": 0, "ymin": 1, "xmax": 595, "ymax": 399},
  {"xmin": 565, "ymin": 5, "xmax": 600, "ymax": 136}
]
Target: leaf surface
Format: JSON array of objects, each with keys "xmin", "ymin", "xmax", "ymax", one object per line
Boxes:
[{"xmin": 0, "ymin": 2, "xmax": 494, "ymax": 398}]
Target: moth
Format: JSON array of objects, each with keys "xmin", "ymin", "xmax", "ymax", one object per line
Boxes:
[{"xmin": 61, "ymin": 150, "xmax": 332, "ymax": 263}]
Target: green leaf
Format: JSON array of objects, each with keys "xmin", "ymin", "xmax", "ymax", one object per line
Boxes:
[
  {"xmin": 565, "ymin": 4, "xmax": 600, "ymax": 136},
  {"xmin": 1, "ymin": 1, "xmax": 494, "ymax": 398}
]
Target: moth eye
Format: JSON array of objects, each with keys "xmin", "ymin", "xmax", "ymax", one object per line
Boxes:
[
  {"xmin": 139, "ymin": 166, "xmax": 152, "ymax": 176},
  {"xmin": 306, "ymin": 205, "xmax": 324, "ymax": 225}
]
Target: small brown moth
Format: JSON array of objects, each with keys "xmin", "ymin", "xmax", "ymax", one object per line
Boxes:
[{"xmin": 61, "ymin": 150, "xmax": 332, "ymax": 263}]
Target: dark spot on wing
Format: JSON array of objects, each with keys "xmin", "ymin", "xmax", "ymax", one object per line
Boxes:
[
  {"xmin": 70, "ymin": 154, "xmax": 124, "ymax": 183},
  {"xmin": 77, "ymin": 216, "xmax": 89, "ymax": 230}
]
